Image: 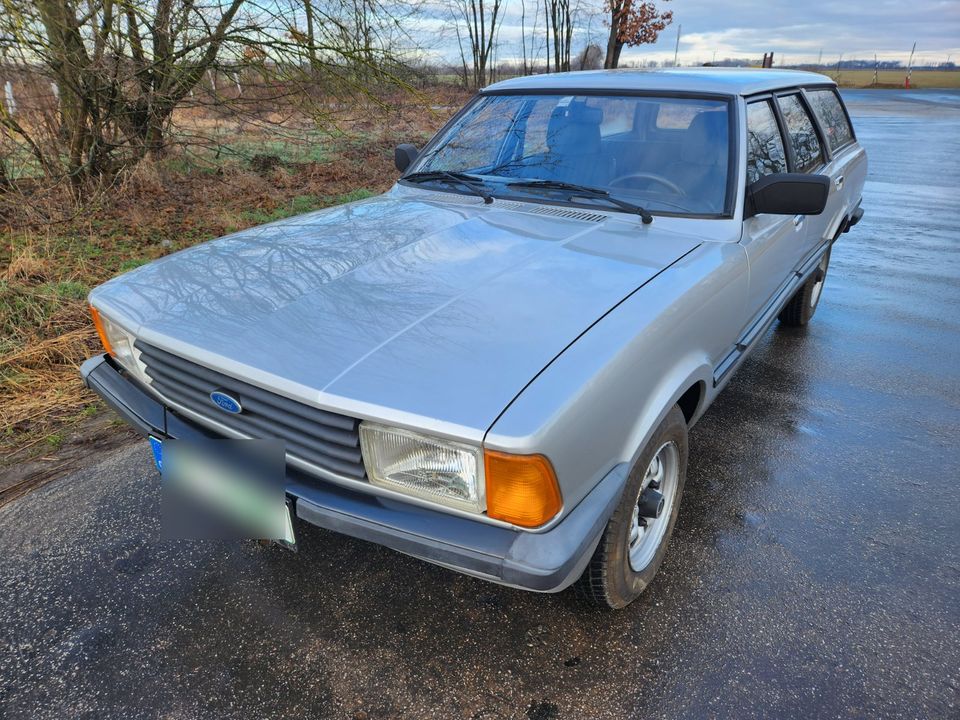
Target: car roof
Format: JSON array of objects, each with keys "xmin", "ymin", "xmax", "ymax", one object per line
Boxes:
[{"xmin": 483, "ymin": 67, "xmax": 836, "ymax": 97}]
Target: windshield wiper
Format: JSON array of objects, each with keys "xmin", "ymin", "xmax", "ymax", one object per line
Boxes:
[
  {"xmin": 403, "ymin": 171, "xmax": 493, "ymax": 204},
  {"xmin": 506, "ymin": 179, "xmax": 653, "ymax": 224}
]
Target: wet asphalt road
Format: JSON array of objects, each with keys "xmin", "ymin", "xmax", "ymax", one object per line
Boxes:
[{"xmin": 1, "ymin": 90, "xmax": 959, "ymax": 720}]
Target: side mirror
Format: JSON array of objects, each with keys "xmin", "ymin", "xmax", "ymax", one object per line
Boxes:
[
  {"xmin": 394, "ymin": 144, "xmax": 419, "ymax": 173},
  {"xmin": 745, "ymin": 173, "xmax": 830, "ymax": 219}
]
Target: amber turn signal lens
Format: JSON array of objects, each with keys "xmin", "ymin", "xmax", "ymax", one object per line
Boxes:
[
  {"xmin": 89, "ymin": 306, "xmax": 114, "ymax": 355},
  {"xmin": 484, "ymin": 450, "xmax": 562, "ymax": 527}
]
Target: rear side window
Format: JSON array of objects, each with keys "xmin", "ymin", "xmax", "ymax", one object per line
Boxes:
[
  {"xmin": 777, "ymin": 94, "xmax": 824, "ymax": 173},
  {"xmin": 746, "ymin": 100, "xmax": 787, "ymax": 185},
  {"xmin": 806, "ymin": 89, "xmax": 854, "ymax": 152}
]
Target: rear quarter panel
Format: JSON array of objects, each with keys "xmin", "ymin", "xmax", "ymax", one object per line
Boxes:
[
  {"xmin": 838, "ymin": 142, "xmax": 868, "ymax": 218},
  {"xmin": 817, "ymin": 140, "xmax": 868, "ymax": 245},
  {"xmin": 807, "ymin": 89, "xmax": 868, "ymax": 243},
  {"xmin": 836, "ymin": 91, "xmax": 869, "ymax": 213},
  {"xmin": 484, "ymin": 239, "xmax": 750, "ymax": 516}
]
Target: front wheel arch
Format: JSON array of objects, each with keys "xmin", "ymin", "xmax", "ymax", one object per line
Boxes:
[
  {"xmin": 575, "ymin": 404, "xmax": 689, "ymax": 609},
  {"xmin": 676, "ymin": 380, "xmax": 705, "ymax": 425}
]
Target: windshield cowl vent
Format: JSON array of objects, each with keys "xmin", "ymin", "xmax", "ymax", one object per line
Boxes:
[
  {"xmin": 415, "ymin": 188, "xmax": 608, "ymax": 223},
  {"xmin": 495, "ymin": 200, "xmax": 607, "ymax": 223}
]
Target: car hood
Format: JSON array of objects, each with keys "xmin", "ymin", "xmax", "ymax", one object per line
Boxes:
[{"xmin": 91, "ymin": 190, "xmax": 701, "ymax": 438}]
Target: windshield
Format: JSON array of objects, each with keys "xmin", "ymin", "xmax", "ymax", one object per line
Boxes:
[{"xmin": 408, "ymin": 93, "xmax": 732, "ymax": 217}]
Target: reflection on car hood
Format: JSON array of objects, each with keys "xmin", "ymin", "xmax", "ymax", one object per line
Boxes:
[{"xmin": 91, "ymin": 191, "xmax": 701, "ymax": 435}]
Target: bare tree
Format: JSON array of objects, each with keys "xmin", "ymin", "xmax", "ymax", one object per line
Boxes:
[
  {"xmin": 546, "ymin": 0, "xmax": 573, "ymax": 72},
  {"xmin": 291, "ymin": 0, "xmax": 424, "ymax": 82},
  {"xmin": 302, "ymin": 0, "xmax": 319, "ymax": 69},
  {"xmin": 518, "ymin": 0, "xmax": 545, "ymax": 75},
  {"xmin": 453, "ymin": 21, "xmax": 471, "ymax": 86},
  {"xmin": 520, "ymin": 0, "xmax": 531, "ymax": 74},
  {"xmin": 451, "ymin": 0, "xmax": 505, "ymax": 88},
  {"xmin": 0, "ymin": 0, "xmax": 424, "ymax": 195},
  {"xmin": 603, "ymin": 0, "xmax": 673, "ymax": 69},
  {"xmin": 0, "ymin": 0, "xmax": 248, "ymax": 189}
]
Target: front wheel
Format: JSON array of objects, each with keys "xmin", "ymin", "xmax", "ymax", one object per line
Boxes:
[
  {"xmin": 779, "ymin": 248, "xmax": 831, "ymax": 327},
  {"xmin": 575, "ymin": 405, "xmax": 688, "ymax": 609}
]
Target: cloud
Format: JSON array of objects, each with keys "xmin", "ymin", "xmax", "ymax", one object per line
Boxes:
[
  {"xmin": 610, "ymin": 0, "xmax": 960, "ymax": 64},
  {"xmin": 413, "ymin": 0, "xmax": 960, "ymax": 65}
]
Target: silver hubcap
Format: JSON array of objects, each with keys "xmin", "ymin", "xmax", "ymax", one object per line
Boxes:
[
  {"xmin": 810, "ymin": 254, "xmax": 829, "ymax": 309},
  {"xmin": 628, "ymin": 441, "xmax": 680, "ymax": 572}
]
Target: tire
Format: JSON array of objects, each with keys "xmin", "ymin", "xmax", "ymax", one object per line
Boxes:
[
  {"xmin": 575, "ymin": 405, "xmax": 688, "ymax": 609},
  {"xmin": 778, "ymin": 248, "xmax": 831, "ymax": 327}
]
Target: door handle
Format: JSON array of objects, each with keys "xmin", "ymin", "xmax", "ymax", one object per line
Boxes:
[
  {"xmin": 793, "ymin": 214, "xmax": 805, "ymax": 228},
  {"xmin": 835, "ymin": 175, "xmax": 844, "ymax": 189}
]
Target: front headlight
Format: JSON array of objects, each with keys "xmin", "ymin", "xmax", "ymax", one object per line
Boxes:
[
  {"xmin": 90, "ymin": 305, "xmax": 149, "ymax": 383},
  {"xmin": 359, "ymin": 423, "xmax": 484, "ymax": 512}
]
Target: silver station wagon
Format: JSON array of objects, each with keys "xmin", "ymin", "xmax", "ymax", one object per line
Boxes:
[{"xmin": 82, "ymin": 68, "xmax": 866, "ymax": 608}]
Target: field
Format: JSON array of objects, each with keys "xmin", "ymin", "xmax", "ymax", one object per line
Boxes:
[
  {"xmin": 826, "ymin": 69, "xmax": 960, "ymax": 88},
  {"xmin": 0, "ymin": 88, "xmax": 469, "ymax": 471}
]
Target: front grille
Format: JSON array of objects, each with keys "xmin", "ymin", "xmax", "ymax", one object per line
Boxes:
[{"xmin": 134, "ymin": 341, "xmax": 365, "ymax": 480}]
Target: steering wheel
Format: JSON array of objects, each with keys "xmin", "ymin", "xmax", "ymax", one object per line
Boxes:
[{"xmin": 609, "ymin": 172, "xmax": 686, "ymax": 196}]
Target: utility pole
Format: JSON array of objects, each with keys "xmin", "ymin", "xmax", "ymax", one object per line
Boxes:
[
  {"xmin": 906, "ymin": 41, "xmax": 916, "ymax": 88},
  {"xmin": 673, "ymin": 24, "xmax": 681, "ymax": 67}
]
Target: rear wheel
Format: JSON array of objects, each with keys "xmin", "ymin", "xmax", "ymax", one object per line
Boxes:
[
  {"xmin": 779, "ymin": 248, "xmax": 831, "ymax": 327},
  {"xmin": 575, "ymin": 405, "xmax": 688, "ymax": 609}
]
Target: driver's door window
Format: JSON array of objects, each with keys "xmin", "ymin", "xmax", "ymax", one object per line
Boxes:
[{"xmin": 746, "ymin": 100, "xmax": 788, "ymax": 185}]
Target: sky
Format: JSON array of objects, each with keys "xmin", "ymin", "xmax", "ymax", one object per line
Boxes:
[{"xmin": 416, "ymin": 0, "xmax": 960, "ymax": 67}]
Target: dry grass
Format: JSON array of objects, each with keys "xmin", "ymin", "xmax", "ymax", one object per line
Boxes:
[{"xmin": 0, "ymin": 87, "xmax": 468, "ymax": 461}]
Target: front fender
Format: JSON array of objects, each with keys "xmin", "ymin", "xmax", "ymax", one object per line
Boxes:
[{"xmin": 485, "ymin": 240, "xmax": 748, "ymax": 516}]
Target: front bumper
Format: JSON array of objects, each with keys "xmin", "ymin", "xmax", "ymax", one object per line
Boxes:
[{"xmin": 80, "ymin": 354, "xmax": 625, "ymax": 592}]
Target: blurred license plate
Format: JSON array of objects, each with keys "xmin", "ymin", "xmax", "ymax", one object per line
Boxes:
[
  {"xmin": 152, "ymin": 438, "xmax": 293, "ymax": 545},
  {"xmin": 148, "ymin": 435, "xmax": 164, "ymax": 472}
]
